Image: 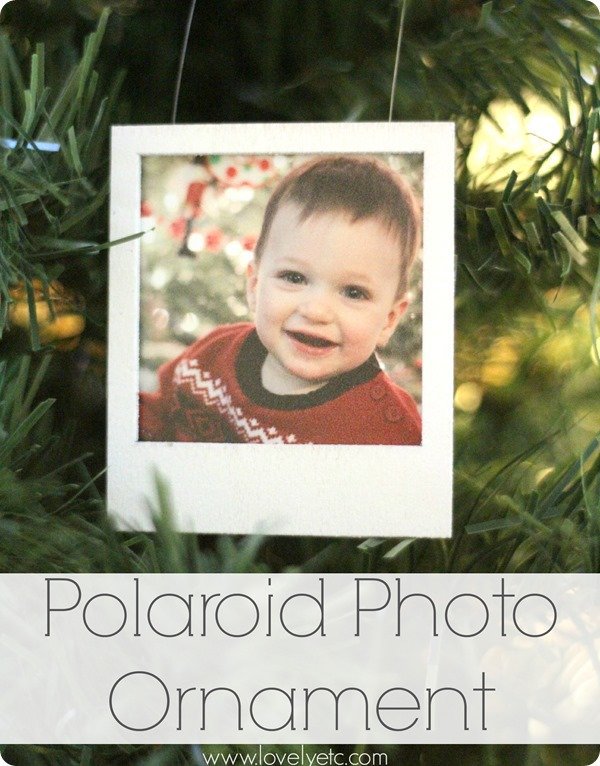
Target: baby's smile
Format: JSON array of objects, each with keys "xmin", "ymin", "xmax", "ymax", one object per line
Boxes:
[{"xmin": 284, "ymin": 329, "xmax": 340, "ymax": 351}]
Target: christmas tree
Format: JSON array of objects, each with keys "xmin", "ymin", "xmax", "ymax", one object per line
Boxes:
[{"xmin": 0, "ymin": 1, "xmax": 599, "ymax": 763}]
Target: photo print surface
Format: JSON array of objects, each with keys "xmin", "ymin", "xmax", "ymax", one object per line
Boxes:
[{"xmin": 138, "ymin": 152, "xmax": 424, "ymax": 446}]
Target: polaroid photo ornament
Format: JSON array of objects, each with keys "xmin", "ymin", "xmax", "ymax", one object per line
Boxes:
[{"xmin": 108, "ymin": 121, "xmax": 454, "ymax": 537}]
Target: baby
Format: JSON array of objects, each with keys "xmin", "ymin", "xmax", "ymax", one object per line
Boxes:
[{"xmin": 139, "ymin": 155, "xmax": 422, "ymax": 445}]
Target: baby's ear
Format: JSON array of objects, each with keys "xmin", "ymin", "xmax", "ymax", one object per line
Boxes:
[
  {"xmin": 246, "ymin": 259, "xmax": 258, "ymax": 312},
  {"xmin": 377, "ymin": 296, "xmax": 408, "ymax": 347}
]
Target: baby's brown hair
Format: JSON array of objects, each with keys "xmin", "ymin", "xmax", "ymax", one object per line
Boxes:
[{"xmin": 254, "ymin": 155, "xmax": 421, "ymax": 297}]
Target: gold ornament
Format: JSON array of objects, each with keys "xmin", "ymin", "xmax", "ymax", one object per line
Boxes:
[{"xmin": 7, "ymin": 279, "xmax": 86, "ymax": 350}]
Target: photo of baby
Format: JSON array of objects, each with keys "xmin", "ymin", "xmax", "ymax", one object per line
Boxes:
[{"xmin": 139, "ymin": 153, "xmax": 423, "ymax": 445}]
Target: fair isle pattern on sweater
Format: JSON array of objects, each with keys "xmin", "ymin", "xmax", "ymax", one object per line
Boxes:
[{"xmin": 173, "ymin": 357, "xmax": 299, "ymax": 444}]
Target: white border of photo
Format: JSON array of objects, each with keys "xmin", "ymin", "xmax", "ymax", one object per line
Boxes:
[{"xmin": 108, "ymin": 122, "xmax": 455, "ymax": 537}]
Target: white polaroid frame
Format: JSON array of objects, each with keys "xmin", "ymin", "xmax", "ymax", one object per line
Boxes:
[{"xmin": 108, "ymin": 122, "xmax": 454, "ymax": 537}]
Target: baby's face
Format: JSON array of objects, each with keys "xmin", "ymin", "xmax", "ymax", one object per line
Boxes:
[{"xmin": 246, "ymin": 203, "xmax": 408, "ymax": 395}]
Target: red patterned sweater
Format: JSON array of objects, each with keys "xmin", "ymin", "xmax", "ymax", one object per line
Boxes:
[{"xmin": 139, "ymin": 323, "xmax": 421, "ymax": 445}]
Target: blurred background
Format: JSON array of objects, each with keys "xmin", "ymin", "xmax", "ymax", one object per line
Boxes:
[{"xmin": 0, "ymin": 0, "xmax": 599, "ymax": 764}]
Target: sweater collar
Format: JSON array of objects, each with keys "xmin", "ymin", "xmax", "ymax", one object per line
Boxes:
[{"xmin": 236, "ymin": 328, "xmax": 380, "ymax": 411}]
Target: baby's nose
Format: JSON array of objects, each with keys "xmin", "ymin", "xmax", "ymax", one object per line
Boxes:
[{"xmin": 298, "ymin": 292, "xmax": 334, "ymax": 323}]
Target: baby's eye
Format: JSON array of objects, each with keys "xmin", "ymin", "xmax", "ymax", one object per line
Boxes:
[
  {"xmin": 343, "ymin": 285, "xmax": 369, "ymax": 300},
  {"xmin": 278, "ymin": 270, "xmax": 306, "ymax": 285}
]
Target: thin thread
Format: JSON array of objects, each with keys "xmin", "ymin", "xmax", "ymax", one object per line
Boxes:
[
  {"xmin": 172, "ymin": 0, "xmax": 198, "ymax": 124},
  {"xmin": 388, "ymin": 0, "xmax": 408, "ymax": 121}
]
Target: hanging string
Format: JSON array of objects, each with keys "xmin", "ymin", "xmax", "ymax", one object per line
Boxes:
[
  {"xmin": 388, "ymin": 0, "xmax": 409, "ymax": 121},
  {"xmin": 173, "ymin": 0, "xmax": 406, "ymax": 123},
  {"xmin": 171, "ymin": 0, "xmax": 198, "ymax": 123}
]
